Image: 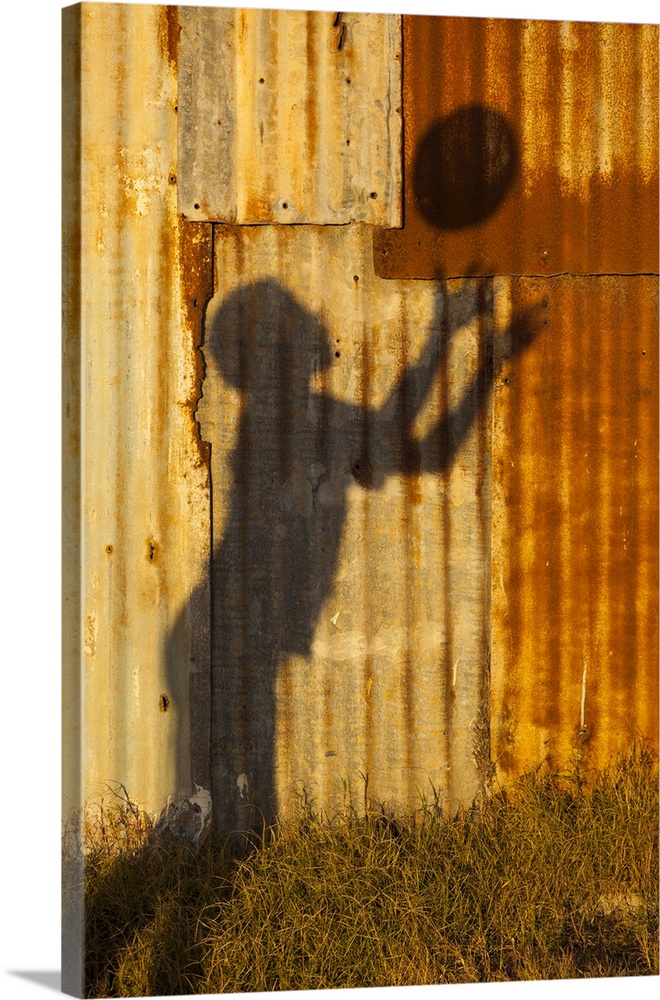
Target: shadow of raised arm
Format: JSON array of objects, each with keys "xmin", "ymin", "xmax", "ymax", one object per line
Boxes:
[
  {"xmin": 417, "ymin": 296, "xmax": 548, "ymax": 473},
  {"xmin": 367, "ymin": 273, "xmax": 497, "ymax": 479}
]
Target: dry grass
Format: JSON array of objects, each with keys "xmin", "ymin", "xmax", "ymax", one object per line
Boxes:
[{"xmin": 66, "ymin": 744, "xmax": 659, "ymax": 996}]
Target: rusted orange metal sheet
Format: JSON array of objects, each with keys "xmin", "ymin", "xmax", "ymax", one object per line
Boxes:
[
  {"xmin": 491, "ymin": 276, "xmax": 659, "ymax": 781},
  {"xmin": 177, "ymin": 7, "xmax": 402, "ymax": 226},
  {"xmin": 374, "ymin": 16, "xmax": 659, "ymax": 279}
]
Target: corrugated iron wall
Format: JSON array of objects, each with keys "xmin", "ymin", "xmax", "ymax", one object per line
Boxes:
[
  {"xmin": 64, "ymin": 5, "xmax": 658, "ymax": 839},
  {"xmin": 374, "ymin": 15, "xmax": 659, "ymax": 278},
  {"xmin": 375, "ymin": 12, "xmax": 659, "ymax": 788},
  {"xmin": 63, "ymin": 2, "xmax": 213, "ymax": 823},
  {"xmin": 201, "ymin": 224, "xmax": 495, "ymax": 824},
  {"xmin": 177, "ymin": 7, "xmax": 402, "ymax": 225},
  {"xmin": 491, "ymin": 276, "xmax": 659, "ymax": 781}
]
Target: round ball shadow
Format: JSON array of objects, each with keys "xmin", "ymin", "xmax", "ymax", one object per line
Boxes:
[{"xmin": 412, "ymin": 105, "xmax": 519, "ymax": 230}]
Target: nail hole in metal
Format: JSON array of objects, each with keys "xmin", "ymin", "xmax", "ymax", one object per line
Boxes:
[
  {"xmin": 105, "ymin": 544, "xmax": 113, "ymax": 555},
  {"xmin": 370, "ymin": 191, "xmax": 377, "ymax": 199},
  {"xmin": 194, "ymin": 202, "xmax": 200, "ymax": 210},
  {"xmin": 353, "ymin": 274, "xmax": 359, "ymax": 282},
  {"xmin": 258, "ymin": 77, "xmax": 265, "ymax": 84},
  {"xmin": 169, "ymin": 175, "xmax": 176, "ymax": 184},
  {"xmin": 335, "ymin": 351, "xmax": 341, "ymax": 358},
  {"xmin": 159, "ymin": 694, "xmax": 170, "ymax": 713},
  {"xmin": 282, "ymin": 202, "xmax": 288, "ymax": 210}
]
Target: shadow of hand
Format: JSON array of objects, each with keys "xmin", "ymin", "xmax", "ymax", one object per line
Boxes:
[{"xmin": 506, "ymin": 297, "xmax": 549, "ymax": 360}]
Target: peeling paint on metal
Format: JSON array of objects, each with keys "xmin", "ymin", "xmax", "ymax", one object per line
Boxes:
[
  {"xmin": 177, "ymin": 7, "xmax": 402, "ymax": 225},
  {"xmin": 491, "ymin": 276, "xmax": 659, "ymax": 782},
  {"xmin": 154, "ymin": 783, "xmax": 212, "ymax": 844},
  {"xmin": 374, "ymin": 15, "xmax": 659, "ymax": 278}
]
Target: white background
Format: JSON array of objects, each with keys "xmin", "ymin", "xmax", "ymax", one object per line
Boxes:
[{"xmin": 1, "ymin": 1, "xmax": 657, "ymax": 999}]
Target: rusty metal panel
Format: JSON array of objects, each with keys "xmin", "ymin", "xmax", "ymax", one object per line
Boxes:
[
  {"xmin": 65, "ymin": 2, "xmax": 213, "ymax": 820},
  {"xmin": 374, "ymin": 15, "xmax": 659, "ymax": 278},
  {"xmin": 491, "ymin": 276, "xmax": 659, "ymax": 782},
  {"xmin": 64, "ymin": 2, "xmax": 658, "ymax": 848},
  {"xmin": 177, "ymin": 7, "xmax": 402, "ymax": 225},
  {"xmin": 199, "ymin": 223, "xmax": 496, "ymax": 826}
]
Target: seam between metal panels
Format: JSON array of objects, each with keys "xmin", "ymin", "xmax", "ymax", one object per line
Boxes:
[
  {"xmin": 375, "ymin": 272, "xmax": 660, "ymax": 281},
  {"xmin": 212, "ymin": 220, "xmax": 359, "ymax": 229},
  {"xmin": 509, "ymin": 271, "xmax": 660, "ymax": 279},
  {"xmin": 410, "ymin": 271, "xmax": 660, "ymax": 280}
]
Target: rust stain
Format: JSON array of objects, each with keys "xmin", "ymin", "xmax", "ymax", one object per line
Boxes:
[
  {"xmin": 159, "ymin": 5, "xmax": 180, "ymax": 74},
  {"xmin": 305, "ymin": 10, "xmax": 319, "ymax": 172},
  {"xmin": 178, "ymin": 219, "xmax": 214, "ymax": 469},
  {"xmin": 237, "ymin": 8, "xmax": 248, "ymax": 48},
  {"xmin": 374, "ymin": 15, "xmax": 659, "ymax": 278},
  {"xmin": 491, "ymin": 276, "xmax": 659, "ymax": 782}
]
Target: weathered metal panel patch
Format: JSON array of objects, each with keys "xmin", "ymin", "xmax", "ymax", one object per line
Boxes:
[
  {"xmin": 178, "ymin": 7, "xmax": 402, "ymax": 226},
  {"xmin": 373, "ymin": 16, "xmax": 659, "ymax": 278},
  {"xmin": 491, "ymin": 275, "xmax": 659, "ymax": 782},
  {"xmin": 198, "ymin": 223, "xmax": 506, "ymax": 826},
  {"xmin": 72, "ymin": 2, "xmax": 213, "ymax": 818}
]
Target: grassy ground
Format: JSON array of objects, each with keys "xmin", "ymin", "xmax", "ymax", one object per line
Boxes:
[{"xmin": 66, "ymin": 743, "xmax": 659, "ymax": 996}]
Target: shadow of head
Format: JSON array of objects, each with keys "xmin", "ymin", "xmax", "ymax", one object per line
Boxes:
[
  {"xmin": 413, "ymin": 104, "xmax": 519, "ymax": 230},
  {"xmin": 207, "ymin": 279, "xmax": 334, "ymax": 397}
]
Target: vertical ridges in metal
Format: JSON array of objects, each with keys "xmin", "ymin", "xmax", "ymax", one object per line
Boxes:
[
  {"xmin": 374, "ymin": 16, "xmax": 658, "ymax": 278},
  {"xmin": 492, "ymin": 277, "xmax": 659, "ymax": 782},
  {"xmin": 204, "ymin": 225, "xmax": 491, "ymax": 824},
  {"xmin": 178, "ymin": 8, "xmax": 402, "ymax": 225},
  {"xmin": 69, "ymin": 8, "xmax": 658, "ymax": 844},
  {"xmin": 73, "ymin": 3, "xmax": 213, "ymax": 817}
]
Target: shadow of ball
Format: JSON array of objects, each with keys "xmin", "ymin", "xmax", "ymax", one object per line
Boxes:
[{"xmin": 412, "ymin": 105, "xmax": 519, "ymax": 230}]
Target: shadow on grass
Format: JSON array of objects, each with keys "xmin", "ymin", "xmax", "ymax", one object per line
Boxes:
[{"xmin": 73, "ymin": 743, "xmax": 658, "ymax": 996}]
